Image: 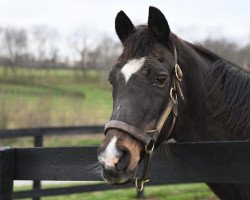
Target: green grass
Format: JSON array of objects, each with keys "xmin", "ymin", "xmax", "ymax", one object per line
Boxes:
[
  {"xmin": 0, "ymin": 66, "xmax": 112, "ymax": 146},
  {"xmin": 1, "ymin": 135, "xmax": 103, "ymax": 148},
  {"xmin": 0, "ymin": 82, "xmax": 112, "ymax": 129},
  {"xmin": 0, "ymin": 66, "xmax": 103, "ymax": 82},
  {"xmin": 44, "ymin": 136, "xmax": 102, "ymax": 147},
  {"xmin": 14, "ymin": 183, "xmax": 216, "ymax": 200}
]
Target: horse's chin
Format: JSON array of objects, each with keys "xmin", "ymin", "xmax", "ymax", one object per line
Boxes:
[
  {"xmin": 101, "ymin": 167, "xmax": 137, "ymax": 185},
  {"xmin": 109, "ymin": 179, "xmax": 132, "ymax": 185}
]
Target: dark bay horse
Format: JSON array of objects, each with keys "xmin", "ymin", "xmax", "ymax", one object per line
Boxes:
[{"xmin": 97, "ymin": 6, "xmax": 250, "ymax": 199}]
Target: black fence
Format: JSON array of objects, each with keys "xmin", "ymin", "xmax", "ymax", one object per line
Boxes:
[
  {"xmin": 0, "ymin": 126, "xmax": 104, "ymax": 200},
  {"xmin": 1, "ymin": 127, "xmax": 250, "ymax": 200}
]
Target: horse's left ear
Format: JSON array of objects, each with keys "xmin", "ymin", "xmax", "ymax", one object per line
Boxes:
[
  {"xmin": 148, "ymin": 6, "xmax": 171, "ymax": 45},
  {"xmin": 115, "ymin": 10, "xmax": 135, "ymax": 43}
]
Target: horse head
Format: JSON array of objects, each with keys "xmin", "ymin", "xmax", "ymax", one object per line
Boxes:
[{"xmin": 97, "ymin": 7, "xmax": 183, "ymax": 186}]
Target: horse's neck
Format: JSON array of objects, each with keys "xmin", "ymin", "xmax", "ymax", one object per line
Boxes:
[{"xmin": 173, "ymin": 40, "xmax": 240, "ymax": 142}]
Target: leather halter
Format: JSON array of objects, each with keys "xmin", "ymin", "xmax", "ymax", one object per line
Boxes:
[{"xmin": 104, "ymin": 46, "xmax": 184, "ymax": 191}]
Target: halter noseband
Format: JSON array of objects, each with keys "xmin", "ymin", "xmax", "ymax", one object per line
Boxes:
[{"xmin": 104, "ymin": 45, "xmax": 184, "ymax": 191}]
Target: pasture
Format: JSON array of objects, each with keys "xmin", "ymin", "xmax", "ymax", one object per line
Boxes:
[{"xmin": 0, "ymin": 66, "xmax": 112, "ymax": 130}]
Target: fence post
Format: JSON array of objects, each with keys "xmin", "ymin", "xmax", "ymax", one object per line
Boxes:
[
  {"xmin": 33, "ymin": 135, "xmax": 43, "ymax": 200},
  {"xmin": 0, "ymin": 147, "xmax": 15, "ymax": 200},
  {"xmin": 136, "ymin": 189, "xmax": 145, "ymax": 199}
]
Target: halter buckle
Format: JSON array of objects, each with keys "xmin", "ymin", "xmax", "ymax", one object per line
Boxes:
[
  {"xmin": 135, "ymin": 178, "xmax": 150, "ymax": 192},
  {"xmin": 175, "ymin": 64, "xmax": 183, "ymax": 81}
]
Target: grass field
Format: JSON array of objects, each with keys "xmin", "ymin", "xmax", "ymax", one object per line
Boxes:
[
  {"xmin": 0, "ymin": 83, "xmax": 112, "ymax": 129},
  {"xmin": 0, "ymin": 67, "xmax": 105, "ymax": 82},
  {"xmin": 0, "ymin": 67, "xmax": 111, "ymax": 146},
  {"xmin": 0, "ymin": 67, "xmax": 112, "ymax": 130}
]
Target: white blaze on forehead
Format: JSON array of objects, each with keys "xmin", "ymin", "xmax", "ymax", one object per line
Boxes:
[
  {"xmin": 121, "ymin": 57, "xmax": 146, "ymax": 83},
  {"xmin": 98, "ymin": 136, "xmax": 121, "ymax": 168}
]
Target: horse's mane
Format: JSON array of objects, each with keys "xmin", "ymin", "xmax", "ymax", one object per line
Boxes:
[
  {"xmin": 191, "ymin": 43, "xmax": 250, "ymax": 133},
  {"xmin": 121, "ymin": 25, "xmax": 154, "ymax": 59},
  {"xmin": 122, "ymin": 26, "xmax": 250, "ymax": 133},
  {"xmin": 121, "ymin": 25, "xmax": 176, "ymax": 60}
]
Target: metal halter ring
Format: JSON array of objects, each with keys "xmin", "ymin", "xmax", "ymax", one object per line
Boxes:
[
  {"xmin": 135, "ymin": 178, "xmax": 150, "ymax": 191},
  {"xmin": 145, "ymin": 143, "xmax": 155, "ymax": 153},
  {"xmin": 170, "ymin": 87, "xmax": 177, "ymax": 100}
]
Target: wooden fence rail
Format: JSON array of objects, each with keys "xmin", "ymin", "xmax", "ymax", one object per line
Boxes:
[
  {"xmin": 0, "ymin": 126, "xmax": 104, "ymax": 138},
  {"xmin": 1, "ymin": 141, "xmax": 250, "ymax": 200},
  {"xmin": 0, "ymin": 126, "xmax": 104, "ymax": 200}
]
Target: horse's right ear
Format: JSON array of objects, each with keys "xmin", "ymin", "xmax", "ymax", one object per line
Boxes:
[
  {"xmin": 148, "ymin": 6, "xmax": 171, "ymax": 46},
  {"xmin": 115, "ymin": 11, "xmax": 135, "ymax": 43}
]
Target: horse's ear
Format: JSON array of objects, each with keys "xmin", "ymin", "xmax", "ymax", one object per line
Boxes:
[
  {"xmin": 148, "ymin": 6, "xmax": 171, "ymax": 45},
  {"xmin": 115, "ymin": 11, "xmax": 135, "ymax": 43}
]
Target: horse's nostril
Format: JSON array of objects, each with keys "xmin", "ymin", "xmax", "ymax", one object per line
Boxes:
[{"xmin": 116, "ymin": 146, "xmax": 131, "ymax": 171}]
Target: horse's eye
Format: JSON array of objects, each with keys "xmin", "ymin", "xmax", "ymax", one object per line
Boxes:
[{"xmin": 156, "ymin": 76, "xmax": 167, "ymax": 85}]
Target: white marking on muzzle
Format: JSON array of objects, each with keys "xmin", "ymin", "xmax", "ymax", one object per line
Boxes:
[
  {"xmin": 121, "ymin": 57, "xmax": 146, "ymax": 83},
  {"xmin": 98, "ymin": 136, "xmax": 121, "ymax": 168}
]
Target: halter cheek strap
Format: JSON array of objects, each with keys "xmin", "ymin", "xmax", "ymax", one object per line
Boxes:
[{"xmin": 104, "ymin": 46, "xmax": 184, "ymax": 191}]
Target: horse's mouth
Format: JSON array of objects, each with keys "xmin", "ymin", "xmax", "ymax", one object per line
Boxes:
[{"xmin": 101, "ymin": 167, "xmax": 137, "ymax": 185}]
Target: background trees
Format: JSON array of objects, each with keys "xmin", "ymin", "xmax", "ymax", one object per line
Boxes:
[{"xmin": 0, "ymin": 25, "xmax": 249, "ymax": 77}]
